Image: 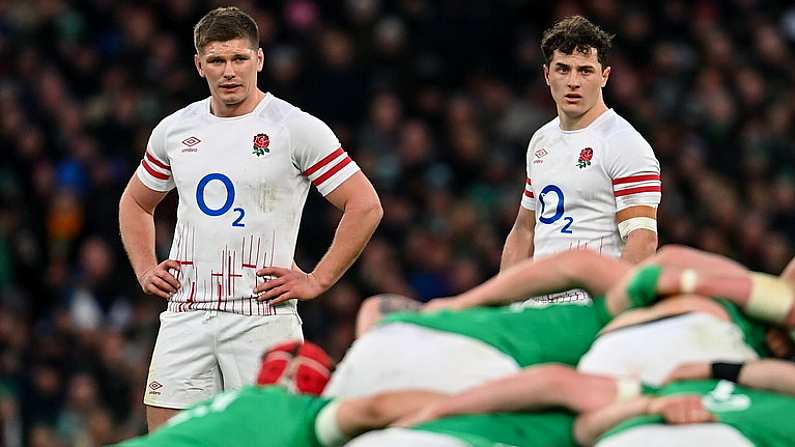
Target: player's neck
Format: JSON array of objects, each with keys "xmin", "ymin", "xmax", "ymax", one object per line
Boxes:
[
  {"xmin": 558, "ymin": 101, "xmax": 609, "ymax": 131},
  {"xmin": 210, "ymin": 89, "xmax": 266, "ymax": 117}
]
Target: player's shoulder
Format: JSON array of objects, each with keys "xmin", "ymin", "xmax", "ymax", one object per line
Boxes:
[
  {"xmin": 528, "ymin": 116, "xmax": 560, "ymax": 147},
  {"xmin": 592, "ymin": 110, "xmax": 648, "ymax": 144},
  {"xmin": 154, "ymin": 98, "xmax": 211, "ymax": 133}
]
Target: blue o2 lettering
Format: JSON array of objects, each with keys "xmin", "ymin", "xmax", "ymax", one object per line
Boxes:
[
  {"xmin": 196, "ymin": 173, "xmax": 245, "ymax": 227},
  {"xmin": 538, "ymin": 184, "xmax": 574, "ymax": 234},
  {"xmin": 232, "ymin": 208, "xmax": 246, "ymax": 227}
]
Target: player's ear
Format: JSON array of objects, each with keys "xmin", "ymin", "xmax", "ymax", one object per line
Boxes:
[
  {"xmin": 601, "ymin": 66, "xmax": 611, "ymax": 87},
  {"xmin": 543, "ymin": 64, "xmax": 550, "ymax": 86},
  {"xmin": 256, "ymin": 48, "xmax": 264, "ymax": 72},
  {"xmin": 194, "ymin": 53, "xmax": 205, "ymax": 78}
]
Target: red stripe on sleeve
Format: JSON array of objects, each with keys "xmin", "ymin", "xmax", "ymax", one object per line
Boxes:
[
  {"xmin": 524, "ymin": 190, "xmax": 535, "ymax": 198},
  {"xmin": 614, "ymin": 185, "xmax": 661, "ymax": 197},
  {"xmin": 303, "ymin": 147, "xmax": 344, "ymax": 176},
  {"xmin": 612, "ymin": 174, "xmax": 660, "ymax": 185},
  {"xmin": 146, "ymin": 152, "xmax": 171, "ymax": 171},
  {"xmin": 141, "ymin": 160, "xmax": 170, "ymax": 180},
  {"xmin": 313, "ymin": 156, "xmax": 353, "ymax": 186},
  {"xmin": 526, "ymin": 178, "xmax": 532, "ymax": 185}
]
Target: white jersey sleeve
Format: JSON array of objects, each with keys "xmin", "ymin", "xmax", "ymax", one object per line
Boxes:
[
  {"xmin": 288, "ymin": 112, "xmax": 360, "ymax": 196},
  {"xmin": 136, "ymin": 117, "xmax": 176, "ymax": 192},
  {"xmin": 605, "ymin": 129, "xmax": 661, "ymax": 211},
  {"xmin": 520, "ymin": 136, "xmax": 537, "ymax": 211}
]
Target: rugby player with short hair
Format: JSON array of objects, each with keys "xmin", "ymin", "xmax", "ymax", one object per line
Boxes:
[
  {"xmin": 118, "ymin": 6, "xmax": 382, "ymax": 430},
  {"xmin": 502, "ymin": 16, "xmax": 661, "ymax": 302}
]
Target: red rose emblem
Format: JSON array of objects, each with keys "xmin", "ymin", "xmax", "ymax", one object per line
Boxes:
[
  {"xmin": 254, "ymin": 133, "xmax": 270, "ymax": 149},
  {"xmin": 576, "ymin": 147, "xmax": 593, "ymax": 169}
]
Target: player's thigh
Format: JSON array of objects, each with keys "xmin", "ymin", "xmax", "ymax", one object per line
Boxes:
[
  {"xmin": 146, "ymin": 406, "xmax": 180, "ymax": 433},
  {"xmin": 144, "ymin": 310, "xmax": 219, "ymax": 410},
  {"xmin": 346, "ymin": 428, "xmax": 469, "ymax": 447},
  {"xmin": 595, "ymin": 424, "xmax": 753, "ymax": 447},
  {"xmin": 216, "ymin": 313, "xmax": 304, "ymax": 389}
]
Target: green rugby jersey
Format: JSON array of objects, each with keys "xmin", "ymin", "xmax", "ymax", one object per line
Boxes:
[
  {"xmin": 602, "ymin": 379, "xmax": 795, "ymax": 446},
  {"xmin": 415, "ymin": 411, "xmax": 577, "ymax": 447},
  {"xmin": 114, "ymin": 386, "xmax": 330, "ymax": 447},
  {"xmin": 383, "ymin": 299, "xmax": 611, "ymax": 367}
]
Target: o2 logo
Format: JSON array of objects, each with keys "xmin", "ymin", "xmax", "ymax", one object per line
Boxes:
[
  {"xmin": 538, "ymin": 184, "xmax": 574, "ymax": 234},
  {"xmin": 196, "ymin": 173, "xmax": 245, "ymax": 227}
]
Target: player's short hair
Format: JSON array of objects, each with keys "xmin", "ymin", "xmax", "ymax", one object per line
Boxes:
[
  {"xmin": 194, "ymin": 6, "xmax": 259, "ymax": 54},
  {"xmin": 540, "ymin": 16, "xmax": 614, "ymax": 67}
]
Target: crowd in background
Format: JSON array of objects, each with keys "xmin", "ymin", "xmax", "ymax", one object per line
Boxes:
[{"xmin": 2, "ymin": 0, "xmax": 795, "ymax": 445}]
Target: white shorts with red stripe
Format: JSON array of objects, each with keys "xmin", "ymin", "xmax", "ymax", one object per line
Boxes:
[{"xmin": 143, "ymin": 310, "xmax": 302, "ymax": 409}]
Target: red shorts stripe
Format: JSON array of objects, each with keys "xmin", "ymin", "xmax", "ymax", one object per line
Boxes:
[
  {"xmin": 313, "ymin": 156, "xmax": 352, "ymax": 186},
  {"xmin": 612, "ymin": 174, "xmax": 660, "ymax": 185},
  {"xmin": 146, "ymin": 151, "xmax": 171, "ymax": 171},
  {"xmin": 141, "ymin": 160, "xmax": 169, "ymax": 180},
  {"xmin": 614, "ymin": 185, "xmax": 662, "ymax": 197},
  {"xmin": 304, "ymin": 147, "xmax": 344, "ymax": 176},
  {"xmin": 524, "ymin": 190, "xmax": 535, "ymax": 198}
]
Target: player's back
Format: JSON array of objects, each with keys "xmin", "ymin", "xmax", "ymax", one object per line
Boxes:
[
  {"xmin": 114, "ymin": 386, "xmax": 330, "ymax": 447},
  {"xmin": 382, "ymin": 300, "xmax": 610, "ymax": 367}
]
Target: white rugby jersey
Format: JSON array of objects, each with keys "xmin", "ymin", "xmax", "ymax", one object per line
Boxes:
[
  {"xmin": 521, "ymin": 109, "xmax": 661, "ymax": 261},
  {"xmin": 136, "ymin": 93, "xmax": 360, "ymax": 315}
]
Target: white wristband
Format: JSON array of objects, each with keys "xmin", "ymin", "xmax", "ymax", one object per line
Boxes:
[
  {"xmin": 615, "ymin": 378, "xmax": 642, "ymax": 402},
  {"xmin": 680, "ymin": 269, "xmax": 699, "ymax": 294},
  {"xmin": 618, "ymin": 217, "xmax": 657, "ymax": 241},
  {"xmin": 315, "ymin": 400, "xmax": 348, "ymax": 447}
]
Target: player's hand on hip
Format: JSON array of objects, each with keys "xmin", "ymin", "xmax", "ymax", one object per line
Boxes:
[
  {"xmin": 662, "ymin": 362, "xmax": 711, "ymax": 384},
  {"xmin": 255, "ymin": 266, "xmax": 325, "ymax": 304},
  {"xmin": 648, "ymin": 395, "xmax": 714, "ymax": 424},
  {"xmin": 138, "ymin": 260, "xmax": 181, "ymax": 299}
]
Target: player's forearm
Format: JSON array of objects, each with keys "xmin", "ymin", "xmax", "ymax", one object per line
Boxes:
[
  {"xmin": 312, "ymin": 198, "xmax": 382, "ymax": 289},
  {"xmin": 499, "ymin": 227, "xmax": 534, "ymax": 272},
  {"xmin": 338, "ymin": 391, "xmax": 445, "ymax": 436},
  {"xmin": 119, "ymin": 192, "xmax": 159, "ymax": 280},
  {"xmin": 426, "ymin": 367, "xmax": 573, "ymax": 420},
  {"xmin": 739, "ymin": 360, "xmax": 795, "ymax": 395},
  {"xmin": 574, "ymin": 396, "xmax": 651, "ymax": 446},
  {"xmin": 620, "ymin": 229, "xmax": 657, "ymax": 264}
]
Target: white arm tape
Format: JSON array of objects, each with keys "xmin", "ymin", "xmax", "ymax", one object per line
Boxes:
[
  {"xmin": 618, "ymin": 217, "xmax": 657, "ymax": 241},
  {"xmin": 315, "ymin": 400, "xmax": 348, "ymax": 447},
  {"xmin": 680, "ymin": 269, "xmax": 699, "ymax": 294},
  {"xmin": 615, "ymin": 378, "xmax": 642, "ymax": 402},
  {"xmin": 747, "ymin": 273, "xmax": 794, "ymax": 323}
]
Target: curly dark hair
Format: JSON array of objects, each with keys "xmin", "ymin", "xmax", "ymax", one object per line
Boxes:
[
  {"xmin": 194, "ymin": 6, "xmax": 259, "ymax": 54},
  {"xmin": 540, "ymin": 16, "xmax": 614, "ymax": 67}
]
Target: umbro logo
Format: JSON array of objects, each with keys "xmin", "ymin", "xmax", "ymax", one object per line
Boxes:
[
  {"xmin": 182, "ymin": 136, "xmax": 201, "ymax": 152},
  {"xmin": 535, "ymin": 148, "xmax": 548, "ymax": 158},
  {"xmin": 148, "ymin": 381, "xmax": 164, "ymax": 391}
]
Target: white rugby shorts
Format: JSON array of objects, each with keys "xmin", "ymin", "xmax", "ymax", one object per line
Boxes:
[
  {"xmin": 323, "ymin": 323, "xmax": 519, "ymax": 398},
  {"xmin": 596, "ymin": 423, "xmax": 753, "ymax": 447},
  {"xmin": 346, "ymin": 428, "xmax": 469, "ymax": 447},
  {"xmin": 143, "ymin": 309, "xmax": 303, "ymax": 409},
  {"xmin": 577, "ymin": 313, "xmax": 758, "ymax": 386}
]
